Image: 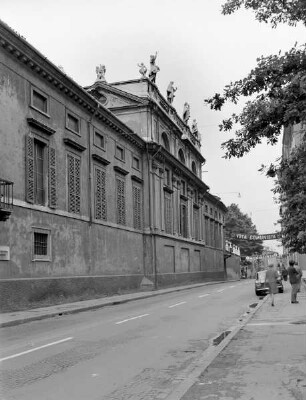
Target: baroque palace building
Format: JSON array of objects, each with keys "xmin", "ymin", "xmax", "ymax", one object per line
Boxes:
[{"xmin": 0, "ymin": 20, "xmax": 228, "ymax": 309}]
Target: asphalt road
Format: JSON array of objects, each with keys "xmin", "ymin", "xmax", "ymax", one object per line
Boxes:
[{"xmin": 0, "ymin": 280, "xmax": 256, "ymax": 400}]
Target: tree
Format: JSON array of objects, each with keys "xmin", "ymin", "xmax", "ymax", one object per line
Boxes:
[
  {"xmin": 206, "ymin": 1, "xmax": 306, "ymax": 253},
  {"xmin": 273, "ymin": 140, "xmax": 306, "ymax": 253},
  {"xmin": 205, "ymin": 1, "xmax": 306, "ymax": 159},
  {"xmin": 224, "ymin": 204, "xmax": 264, "ymax": 256}
]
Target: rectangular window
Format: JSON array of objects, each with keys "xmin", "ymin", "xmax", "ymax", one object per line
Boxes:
[
  {"xmin": 116, "ymin": 176, "xmax": 126, "ymax": 225},
  {"xmin": 116, "ymin": 145, "xmax": 125, "ymax": 161},
  {"xmin": 164, "ymin": 168, "xmax": 171, "ymax": 186},
  {"xmin": 67, "ymin": 153, "xmax": 81, "ymax": 214},
  {"xmin": 31, "ymin": 88, "xmax": 49, "ymax": 115},
  {"xmin": 180, "ymin": 202, "xmax": 188, "ymax": 238},
  {"xmin": 34, "ymin": 140, "xmax": 46, "ymax": 205},
  {"xmin": 94, "ymin": 131, "xmax": 105, "ymax": 149},
  {"xmin": 94, "ymin": 166, "xmax": 107, "ymax": 220},
  {"xmin": 181, "ymin": 180, "xmax": 186, "ymax": 196},
  {"xmin": 164, "ymin": 192, "xmax": 172, "ymax": 234},
  {"xmin": 193, "ymin": 208, "xmax": 200, "ymax": 240},
  {"xmin": 67, "ymin": 112, "xmax": 80, "ymax": 134},
  {"xmin": 205, "ymin": 216, "xmax": 210, "ymax": 246},
  {"xmin": 32, "ymin": 228, "xmax": 51, "ymax": 261},
  {"xmin": 133, "ymin": 185, "xmax": 142, "ymax": 229},
  {"xmin": 132, "ymin": 156, "xmax": 140, "ymax": 170}
]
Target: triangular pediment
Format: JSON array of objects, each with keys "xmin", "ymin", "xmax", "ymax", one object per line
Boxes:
[{"xmin": 85, "ymin": 82, "xmax": 145, "ymax": 109}]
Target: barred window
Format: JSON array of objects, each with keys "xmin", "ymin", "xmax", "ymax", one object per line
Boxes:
[
  {"xmin": 67, "ymin": 153, "xmax": 81, "ymax": 214},
  {"xmin": 133, "ymin": 185, "xmax": 142, "ymax": 229},
  {"xmin": 32, "ymin": 228, "xmax": 51, "ymax": 261},
  {"xmin": 116, "ymin": 176, "xmax": 126, "ymax": 225},
  {"xmin": 164, "ymin": 192, "xmax": 172, "ymax": 234},
  {"xmin": 94, "ymin": 167, "xmax": 107, "ymax": 220}
]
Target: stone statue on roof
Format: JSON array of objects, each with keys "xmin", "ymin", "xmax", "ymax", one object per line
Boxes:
[
  {"xmin": 191, "ymin": 119, "xmax": 198, "ymax": 137},
  {"xmin": 137, "ymin": 62, "xmax": 147, "ymax": 78},
  {"xmin": 166, "ymin": 81, "xmax": 177, "ymax": 104},
  {"xmin": 182, "ymin": 102, "xmax": 190, "ymax": 124},
  {"xmin": 96, "ymin": 64, "xmax": 106, "ymax": 82},
  {"xmin": 148, "ymin": 51, "xmax": 160, "ymax": 84}
]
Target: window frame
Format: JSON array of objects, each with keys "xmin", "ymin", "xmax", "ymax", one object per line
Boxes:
[
  {"xmin": 66, "ymin": 110, "xmax": 81, "ymax": 136},
  {"xmin": 94, "ymin": 129, "xmax": 106, "ymax": 151},
  {"xmin": 132, "ymin": 155, "xmax": 141, "ymax": 171},
  {"xmin": 32, "ymin": 227, "xmax": 51, "ymax": 261},
  {"xmin": 115, "ymin": 144, "xmax": 125, "ymax": 162},
  {"xmin": 30, "ymin": 86, "xmax": 50, "ymax": 117}
]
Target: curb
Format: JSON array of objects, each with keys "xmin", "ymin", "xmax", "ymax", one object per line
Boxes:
[
  {"xmin": 0, "ymin": 279, "xmax": 239, "ymax": 328},
  {"xmin": 164, "ymin": 294, "xmax": 268, "ymax": 400}
]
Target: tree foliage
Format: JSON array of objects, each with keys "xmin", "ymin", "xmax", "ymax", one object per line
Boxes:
[
  {"xmin": 224, "ymin": 204, "xmax": 264, "ymax": 256},
  {"xmin": 273, "ymin": 139, "xmax": 306, "ymax": 253},
  {"xmin": 205, "ymin": 1, "xmax": 306, "ymax": 159}
]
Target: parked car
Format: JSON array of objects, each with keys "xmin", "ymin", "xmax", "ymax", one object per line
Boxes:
[{"xmin": 255, "ymin": 270, "xmax": 284, "ymax": 296}]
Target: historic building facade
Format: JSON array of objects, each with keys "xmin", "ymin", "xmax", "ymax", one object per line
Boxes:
[{"xmin": 0, "ymin": 21, "xmax": 227, "ymax": 309}]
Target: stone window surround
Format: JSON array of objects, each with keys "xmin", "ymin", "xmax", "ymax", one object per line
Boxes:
[
  {"xmin": 30, "ymin": 85, "xmax": 50, "ymax": 117},
  {"xmin": 31, "ymin": 226, "xmax": 51, "ymax": 261}
]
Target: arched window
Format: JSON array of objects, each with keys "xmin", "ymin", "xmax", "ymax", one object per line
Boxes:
[
  {"xmin": 178, "ymin": 148, "xmax": 185, "ymax": 164},
  {"xmin": 161, "ymin": 132, "xmax": 170, "ymax": 151},
  {"xmin": 191, "ymin": 161, "xmax": 197, "ymax": 175}
]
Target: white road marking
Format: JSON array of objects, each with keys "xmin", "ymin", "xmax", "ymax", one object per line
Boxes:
[
  {"xmin": 216, "ymin": 289, "xmax": 225, "ymax": 293},
  {"xmin": 229, "ymin": 285, "xmax": 236, "ymax": 288},
  {"xmin": 115, "ymin": 314, "xmax": 149, "ymax": 325},
  {"xmin": 198, "ymin": 294, "xmax": 210, "ymax": 298},
  {"xmin": 0, "ymin": 337, "xmax": 73, "ymax": 362},
  {"xmin": 168, "ymin": 301, "xmax": 187, "ymax": 308}
]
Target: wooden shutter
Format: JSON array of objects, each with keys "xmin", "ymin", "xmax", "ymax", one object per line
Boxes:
[
  {"xmin": 48, "ymin": 147, "xmax": 57, "ymax": 208},
  {"xmin": 25, "ymin": 136, "xmax": 34, "ymax": 203}
]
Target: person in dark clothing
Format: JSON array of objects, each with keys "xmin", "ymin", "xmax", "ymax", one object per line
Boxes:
[
  {"xmin": 281, "ymin": 265, "xmax": 288, "ymax": 281},
  {"xmin": 288, "ymin": 260, "xmax": 301, "ymax": 303}
]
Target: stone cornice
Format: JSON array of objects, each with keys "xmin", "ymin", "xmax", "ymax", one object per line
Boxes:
[
  {"xmin": 63, "ymin": 138, "xmax": 86, "ymax": 152},
  {"xmin": 27, "ymin": 118, "xmax": 56, "ymax": 135},
  {"xmin": 0, "ymin": 21, "xmax": 145, "ymax": 151}
]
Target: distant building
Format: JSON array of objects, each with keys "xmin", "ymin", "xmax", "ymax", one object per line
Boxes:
[{"xmin": 0, "ymin": 20, "xmax": 227, "ymax": 310}]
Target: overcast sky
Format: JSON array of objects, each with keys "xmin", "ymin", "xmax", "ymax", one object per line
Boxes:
[{"xmin": 2, "ymin": 0, "xmax": 304, "ymax": 253}]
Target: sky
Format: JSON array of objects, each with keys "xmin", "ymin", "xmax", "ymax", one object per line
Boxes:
[{"xmin": 1, "ymin": 0, "xmax": 305, "ymax": 253}]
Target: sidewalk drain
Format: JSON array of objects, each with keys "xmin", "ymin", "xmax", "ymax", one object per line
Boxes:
[
  {"xmin": 212, "ymin": 330, "xmax": 231, "ymax": 346},
  {"xmin": 249, "ymin": 303, "xmax": 258, "ymax": 308}
]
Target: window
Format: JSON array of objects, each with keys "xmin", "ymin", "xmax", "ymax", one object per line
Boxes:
[
  {"xmin": 178, "ymin": 149, "xmax": 185, "ymax": 164},
  {"xmin": 161, "ymin": 132, "xmax": 170, "ymax": 151},
  {"xmin": 205, "ymin": 216, "xmax": 210, "ymax": 245},
  {"xmin": 193, "ymin": 208, "xmax": 200, "ymax": 240},
  {"xmin": 116, "ymin": 145, "xmax": 125, "ymax": 161},
  {"xmin": 94, "ymin": 131, "xmax": 105, "ymax": 149},
  {"xmin": 180, "ymin": 202, "xmax": 188, "ymax": 238},
  {"xmin": 116, "ymin": 176, "xmax": 126, "ymax": 225},
  {"xmin": 191, "ymin": 161, "xmax": 197, "ymax": 175},
  {"xmin": 31, "ymin": 88, "xmax": 49, "ymax": 115},
  {"xmin": 132, "ymin": 156, "xmax": 140, "ymax": 170},
  {"xmin": 181, "ymin": 180, "xmax": 186, "ymax": 196},
  {"xmin": 25, "ymin": 136, "xmax": 57, "ymax": 208},
  {"xmin": 164, "ymin": 168, "xmax": 171, "ymax": 186},
  {"xmin": 133, "ymin": 185, "xmax": 142, "ymax": 229},
  {"xmin": 66, "ymin": 112, "xmax": 80, "ymax": 134},
  {"xmin": 164, "ymin": 192, "xmax": 172, "ymax": 234},
  {"xmin": 67, "ymin": 153, "xmax": 81, "ymax": 214},
  {"xmin": 94, "ymin": 166, "xmax": 107, "ymax": 220},
  {"xmin": 32, "ymin": 228, "xmax": 51, "ymax": 261}
]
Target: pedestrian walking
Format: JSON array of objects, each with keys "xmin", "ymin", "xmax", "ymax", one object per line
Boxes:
[
  {"xmin": 281, "ymin": 264, "xmax": 288, "ymax": 282},
  {"xmin": 288, "ymin": 260, "xmax": 301, "ymax": 304},
  {"xmin": 265, "ymin": 264, "xmax": 278, "ymax": 306}
]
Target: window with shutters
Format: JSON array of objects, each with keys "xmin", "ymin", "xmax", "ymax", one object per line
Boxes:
[
  {"xmin": 180, "ymin": 202, "xmax": 188, "ymax": 238},
  {"xmin": 133, "ymin": 185, "xmax": 142, "ymax": 229},
  {"xmin": 193, "ymin": 208, "xmax": 200, "ymax": 240},
  {"xmin": 164, "ymin": 192, "xmax": 172, "ymax": 234},
  {"xmin": 116, "ymin": 176, "xmax": 126, "ymax": 225},
  {"xmin": 25, "ymin": 136, "xmax": 57, "ymax": 208},
  {"xmin": 67, "ymin": 153, "xmax": 81, "ymax": 214},
  {"xmin": 94, "ymin": 166, "xmax": 107, "ymax": 220}
]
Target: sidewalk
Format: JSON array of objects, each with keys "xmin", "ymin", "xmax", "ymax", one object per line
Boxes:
[
  {"xmin": 179, "ymin": 280, "xmax": 306, "ymax": 400},
  {"xmin": 0, "ymin": 280, "xmax": 230, "ymax": 328}
]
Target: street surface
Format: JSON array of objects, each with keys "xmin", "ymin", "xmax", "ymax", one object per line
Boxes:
[{"xmin": 0, "ymin": 280, "xmax": 255, "ymax": 400}]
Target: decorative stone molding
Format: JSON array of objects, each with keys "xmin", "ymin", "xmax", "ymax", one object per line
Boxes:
[
  {"xmin": 63, "ymin": 138, "xmax": 86, "ymax": 152},
  {"xmin": 92, "ymin": 153, "xmax": 110, "ymax": 165},
  {"xmin": 113, "ymin": 165, "xmax": 129, "ymax": 176},
  {"xmin": 27, "ymin": 118, "xmax": 56, "ymax": 135},
  {"xmin": 131, "ymin": 175, "xmax": 143, "ymax": 183}
]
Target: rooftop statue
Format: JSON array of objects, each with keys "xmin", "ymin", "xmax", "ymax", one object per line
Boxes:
[
  {"xmin": 137, "ymin": 62, "xmax": 147, "ymax": 78},
  {"xmin": 191, "ymin": 119, "xmax": 198, "ymax": 137},
  {"xmin": 148, "ymin": 52, "xmax": 160, "ymax": 84},
  {"xmin": 182, "ymin": 102, "xmax": 190, "ymax": 124},
  {"xmin": 166, "ymin": 81, "xmax": 177, "ymax": 104},
  {"xmin": 96, "ymin": 64, "xmax": 106, "ymax": 82}
]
